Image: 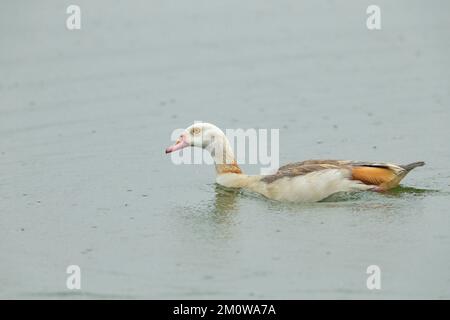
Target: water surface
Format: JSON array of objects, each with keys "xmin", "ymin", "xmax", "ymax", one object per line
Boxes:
[{"xmin": 1, "ymin": 0, "xmax": 450, "ymax": 299}]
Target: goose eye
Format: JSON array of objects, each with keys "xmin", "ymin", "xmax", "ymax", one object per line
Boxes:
[{"xmin": 191, "ymin": 127, "xmax": 201, "ymax": 135}]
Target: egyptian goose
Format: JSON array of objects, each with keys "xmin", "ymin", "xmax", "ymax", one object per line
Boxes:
[{"xmin": 165, "ymin": 123, "xmax": 424, "ymax": 202}]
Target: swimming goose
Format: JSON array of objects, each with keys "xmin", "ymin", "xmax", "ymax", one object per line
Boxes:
[{"xmin": 165, "ymin": 123, "xmax": 424, "ymax": 202}]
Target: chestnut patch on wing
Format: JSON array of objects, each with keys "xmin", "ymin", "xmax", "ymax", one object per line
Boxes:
[{"xmin": 351, "ymin": 166, "xmax": 396, "ymax": 186}]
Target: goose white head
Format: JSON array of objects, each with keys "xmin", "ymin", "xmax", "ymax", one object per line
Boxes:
[
  {"xmin": 165, "ymin": 122, "xmax": 238, "ymax": 167},
  {"xmin": 165, "ymin": 122, "xmax": 224, "ymax": 153}
]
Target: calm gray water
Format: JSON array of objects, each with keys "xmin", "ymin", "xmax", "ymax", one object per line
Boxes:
[{"xmin": 1, "ymin": 0, "xmax": 449, "ymax": 299}]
